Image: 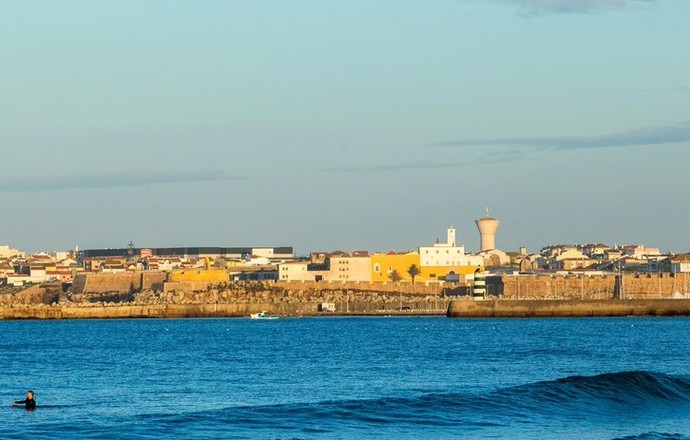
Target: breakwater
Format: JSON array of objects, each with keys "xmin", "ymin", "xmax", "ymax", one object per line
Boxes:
[{"xmin": 447, "ymin": 299, "xmax": 690, "ymax": 318}]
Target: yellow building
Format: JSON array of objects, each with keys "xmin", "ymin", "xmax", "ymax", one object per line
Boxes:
[
  {"xmin": 371, "ymin": 252, "xmax": 421, "ymax": 283},
  {"xmin": 168, "ymin": 269, "xmax": 229, "ymax": 283},
  {"xmin": 371, "ymin": 251, "xmax": 482, "ymax": 284}
]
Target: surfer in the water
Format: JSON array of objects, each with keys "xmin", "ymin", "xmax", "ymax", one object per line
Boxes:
[{"xmin": 12, "ymin": 390, "xmax": 36, "ymax": 410}]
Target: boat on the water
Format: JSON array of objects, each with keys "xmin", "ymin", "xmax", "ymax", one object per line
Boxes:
[{"xmin": 249, "ymin": 311, "xmax": 279, "ymax": 320}]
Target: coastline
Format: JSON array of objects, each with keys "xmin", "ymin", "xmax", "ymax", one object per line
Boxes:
[
  {"xmin": 7, "ymin": 299, "xmax": 690, "ymax": 320},
  {"xmin": 1, "ymin": 303, "xmax": 445, "ymax": 320},
  {"xmin": 4, "ymin": 274, "xmax": 690, "ymax": 320}
]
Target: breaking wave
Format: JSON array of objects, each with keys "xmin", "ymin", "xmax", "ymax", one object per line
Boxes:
[{"xmin": 131, "ymin": 371, "xmax": 690, "ymax": 439}]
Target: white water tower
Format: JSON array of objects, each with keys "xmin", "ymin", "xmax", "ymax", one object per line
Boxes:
[{"xmin": 475, "ymin": 208, "xmax": 500, "ymax": 252}]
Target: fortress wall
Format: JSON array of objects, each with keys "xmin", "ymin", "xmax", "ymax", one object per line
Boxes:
[
  {"xmin": 70, "ymin": 273, "xmax": 139, "ymax": 294},
  {"xmin": 141, "ymin": 272, "xmax": 167, "ymax": 291},
  {"xmin": 617, "ymin": 273, "xmax": 690, "ymax": 298},
  {"xmin": 501, "ymin": 273, "xmax": 690, "ymax": 300}
]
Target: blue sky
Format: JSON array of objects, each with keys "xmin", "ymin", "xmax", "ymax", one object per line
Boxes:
[{"xmin": 1, "ymin": 0, "xmax": 689, "ymax": 255}]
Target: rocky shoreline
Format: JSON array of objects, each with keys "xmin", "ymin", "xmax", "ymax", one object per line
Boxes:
[{"xmin": 0, "ymin": 281, "xmax": 448, "ymax": 320}]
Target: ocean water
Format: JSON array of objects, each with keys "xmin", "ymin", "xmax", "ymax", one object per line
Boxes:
[{"xmin": 2, "ymin": 316, "xmax": 690, "ymax": 439}]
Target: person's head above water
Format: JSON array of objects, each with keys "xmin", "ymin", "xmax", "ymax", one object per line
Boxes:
[{"xmin": 12, "ymin": 390, "xmax": 36, "ymax": 409}]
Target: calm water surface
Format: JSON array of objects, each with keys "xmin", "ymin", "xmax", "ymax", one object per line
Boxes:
[{"xmin": 3, "ymin": 316, "xmax": 690, "ymax": 439}]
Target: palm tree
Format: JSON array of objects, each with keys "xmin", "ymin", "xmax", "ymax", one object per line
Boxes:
[
  {"xmin": 388, "ymin": 269, "xmax": 402, "ymax": 283},
  {"xmin": 407, "ymin": 264, "xmax": 421, "ymax": 286}
]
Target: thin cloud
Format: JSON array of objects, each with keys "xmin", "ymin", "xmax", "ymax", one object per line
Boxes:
[
  {"xmin": 321, "ymin": 149, "xmax": 525, "ymax": 173},
  {"xmin": 0, "ymin": 170, "xmax": 241, "ymax": 193},
  {"xmin": 323, "ymin": 160, "xmax": 470, "ymax": 173},
  {"xmin": 499, "ymin": 0, "xmax": 657, "ymax": 15},
  {"xmin": 434, "ymin": 122, "xmax": 690, "ymax": 151}
]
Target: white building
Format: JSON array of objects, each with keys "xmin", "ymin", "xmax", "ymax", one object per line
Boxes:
[
  {"xmin": 323, "ymin": 255, "xmax": 372, "ymax": 282},
  {"xmin": 251, "ymin": 247, "xmax": 294, "ymax": 261},
  {"xmin": 278, "ymin": 261, "xmax": 314, "ymax": 282},
  {"xmin": 419, "ymin": 226, "xmax": 483, "ymax": 267},
  {"xmin": 619, "ymin": 244, "xmax": 662, "ymax": 259}
]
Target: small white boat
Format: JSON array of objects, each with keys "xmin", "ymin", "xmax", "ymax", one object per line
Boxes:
[{"xmin": 249, "ymin": 311, "xmax": 279, "ymax": 320}]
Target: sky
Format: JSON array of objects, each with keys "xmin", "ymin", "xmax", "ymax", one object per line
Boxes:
[{"xmin": 1, "ymin": 0, "xmax": 689, "ymax": 255}]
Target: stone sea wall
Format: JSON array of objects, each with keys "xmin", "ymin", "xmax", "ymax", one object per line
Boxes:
[
  {"xmin": 501, "ymin": 273, "xmax": 690, "ymax": 300},
  {"xmin": 447, "ymin": 298, "xmax": 690, "ymax": 318}
]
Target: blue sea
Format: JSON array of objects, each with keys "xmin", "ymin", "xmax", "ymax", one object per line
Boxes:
[{"xmin": 3, "ymin": 316, "xmax": 690, "ymax": 439}]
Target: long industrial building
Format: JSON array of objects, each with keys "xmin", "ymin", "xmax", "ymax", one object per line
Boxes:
[{"xmin": 80, "ymin": 246, "xmax": 294, "ymax": 261}]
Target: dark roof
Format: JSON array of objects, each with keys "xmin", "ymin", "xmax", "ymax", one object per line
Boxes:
[{"xmin": 82, "ymin": 246, "xmax": 293, "ymax": 258}]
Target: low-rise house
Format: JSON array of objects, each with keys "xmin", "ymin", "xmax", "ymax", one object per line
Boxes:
[
  {"xmin": 605, "ymin": 249, "xmax": 623, "ymax": 261},
  {"xmin": 99, "ymin": 260, "xmax": 126, "ymax": 273},
  {"xmin": 5, "ymin": 266, "xmax": 53, "ymax": 285},
  {"xmin": 0, "ymin": 245, "xmax": 24, "ymax": 259},
  {"xmin": 46, "ymin": 269, "xmax": 73, "ymax": 283},
  {"xmin": 517, "ymin": 254, "xmax": 541, "ymax": 272},
  {"xmin": 540, "ymin": 247, "xmax": 594, "ymax": 270},
  {"xmin": 619, "ymin": 244, "xmax": 662, "ymax": 259},
  {"xmin": 145, "ymin": 256, "xmax": 183, "ymax": 272},
  {"xmin": 6, "ymin": 273, "xmax": 31, "ymax": 287},
  {"xmin": 582, "ymin": 243, "xmax": 610, "ymax": 257},
  {"xmin": 673, "ymin": 254, "xmax": 690, "ymax": 273},
  {"xmin": 665, "ymin": 254, "xmax": 690, "ymax": 273}
]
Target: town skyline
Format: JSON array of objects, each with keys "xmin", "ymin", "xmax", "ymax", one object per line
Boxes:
[
  {"xmin": 2, "ymin": 219, "xmax": 686, "ymax": 259},
  {"xmin": 2, "ymin": 0, "xmax": 689, "ymax": 254}
]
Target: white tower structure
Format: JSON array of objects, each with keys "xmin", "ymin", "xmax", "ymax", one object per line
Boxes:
[
  {"xmin": 447, "ymin": 226, "xmax": 456, "ymax": 247},
  {"xmin": 475, "ymin": 208, "xmax": 500, "ymax": 252}
]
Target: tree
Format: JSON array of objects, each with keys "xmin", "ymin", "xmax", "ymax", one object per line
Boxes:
[
  {"xmin": 388, "ymin": 269, "xmax": 402, "ymax": 283},
  {"xmin": 407, "ymin": 264, "xmax": 421, "ymax": 286}
]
